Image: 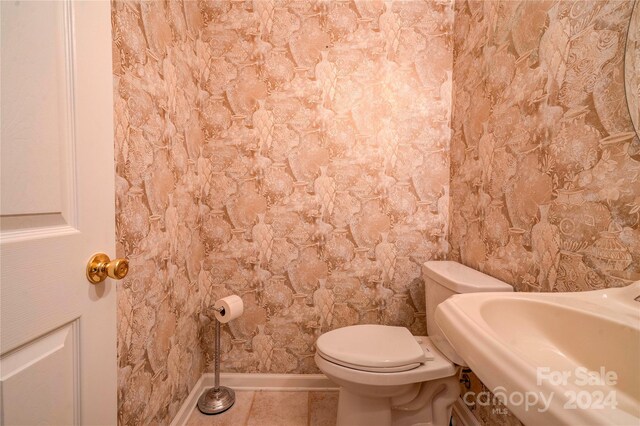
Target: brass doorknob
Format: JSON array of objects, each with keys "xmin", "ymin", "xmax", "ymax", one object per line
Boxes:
[{"xmin": 86, "ymin": 253, "xmax": 129, "ymax": 284}]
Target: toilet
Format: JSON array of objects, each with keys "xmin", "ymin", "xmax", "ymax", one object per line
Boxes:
[{"xmin": 314, "ymin": 261, "xmax": 513, "ymax": 426}]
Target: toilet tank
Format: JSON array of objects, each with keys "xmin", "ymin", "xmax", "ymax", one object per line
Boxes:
[{"xmin": 422, "ymin": 261, "xmax": 513, "ymax": 366}]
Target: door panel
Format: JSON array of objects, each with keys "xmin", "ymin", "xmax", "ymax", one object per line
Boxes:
[
  {"xmin": 0, "ymin": 1, "xmax": 117, "ymax": 424},
  {"xmin": 1, "ymin": 0, "xmax": 73, "ymax": 226},
  {"xmin": 1, "ymin": 321, "xmax": 79, "ymax": 425}
]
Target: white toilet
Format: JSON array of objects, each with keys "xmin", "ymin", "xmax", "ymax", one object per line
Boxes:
[{"xmin": 314, "ymin": 261, "xmax": 513, "ymax": 426}]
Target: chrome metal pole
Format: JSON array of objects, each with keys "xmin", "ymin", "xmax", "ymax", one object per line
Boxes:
[
  {"xmin": 214, "ymin": 317, "xmax": 221, "ymax": 391},
  {"xmin": 197, "ymin": 307, "xmax": 235, "ymax": 414}
]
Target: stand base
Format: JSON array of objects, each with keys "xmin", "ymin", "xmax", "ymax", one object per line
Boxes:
[{"xmin": 197, "ymin": 386, "xmax": 235, "ymax": 415}]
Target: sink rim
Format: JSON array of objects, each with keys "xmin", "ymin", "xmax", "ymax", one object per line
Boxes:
[{"xmin": 435, "ymin": 282, "xmax": 640, "ymax": 426}]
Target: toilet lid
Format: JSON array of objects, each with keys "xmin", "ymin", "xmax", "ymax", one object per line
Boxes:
[{"xmin": 316, "ymin": 325, "xmax": 426, "ymax": 372}]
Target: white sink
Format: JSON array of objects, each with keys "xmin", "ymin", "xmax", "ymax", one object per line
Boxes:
[{"xmin": 435, "ymin": 282, "xmax": 640, "ymax": 425}]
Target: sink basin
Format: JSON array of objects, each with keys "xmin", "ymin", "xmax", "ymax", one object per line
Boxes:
[{"xmin": 435, "ymin": 282, "xmax": 640, "ymax": 425}]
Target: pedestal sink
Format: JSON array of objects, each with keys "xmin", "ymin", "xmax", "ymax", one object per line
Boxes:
[{"xmin": 435, "ymin": 282, "xmax": 640, "ymax": 425}]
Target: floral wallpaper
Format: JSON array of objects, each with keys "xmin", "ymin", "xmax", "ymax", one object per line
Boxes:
[
  {"xmin": 112, "ymin": 0, "xmax": 639, "ymax": 424},
  {"xmin": 195, "ymin": 0, "xmax": 454, "ymax": 376},
  {"xmin": 112, "ymin": 0, "xmax": 453, "ymax": 424},
  {"xmin": 112, "ymin": 0, "xmax": 207, "ymax": 423},
  {"xmin": 449, "ymin": 0, "xmax": 639, "ymax": 424},
  {"xmin": 450, "ymin": 0, "xmax": 639, "ymax": 293}
]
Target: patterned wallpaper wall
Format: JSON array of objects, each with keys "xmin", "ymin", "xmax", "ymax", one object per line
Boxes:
[
  {"xmin": 112, "ymin": 1, "xmax": 206, "ymax": 423},
  {"xmin": 113, "ymin": 0, "xmax": 638, "ymax": 424},
  {"xmin": 449, "ymin": 1, "xmax": 639, "ymax": 424},
  {"xmin": 450, "ymin": 0, "xmax": 639, "ymax": 293},
  {"xmin": 196, "ymin": 0, "xmax": 454, "ymax": 375},
  {"xmin": 112, "ymin": 1, "xmax": 453, "ymax": 424}
]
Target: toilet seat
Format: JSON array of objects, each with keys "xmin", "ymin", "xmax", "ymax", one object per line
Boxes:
[
  {"xmin": 315, "ymin": 336, "xmax": 458, "ymax": 388},
  {"xmin": 315, "ymin": 325, "xmax": 427, "ymax": 373},
  {"xmin": 317, "ymin": 351, "xmax": 422, "ymax": 373}
]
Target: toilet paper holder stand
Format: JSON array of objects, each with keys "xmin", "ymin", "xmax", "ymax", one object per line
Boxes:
[{"xmin": 197, "ymin": 306, "xmax": 235, "ymax": 415}]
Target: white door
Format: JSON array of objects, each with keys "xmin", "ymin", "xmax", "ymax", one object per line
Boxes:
[{"xmin": 0, "ymin": 1, "xmax": 117, "ymax": 424}]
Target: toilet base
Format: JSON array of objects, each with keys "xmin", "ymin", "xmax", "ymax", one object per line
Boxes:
[
  {"xmin": 337, "ymin": 390, "xmax": 392, "ymax": 426},
  {"xmin": 335, "ymin": 375, "xmax": 460, "ymax": 426}
]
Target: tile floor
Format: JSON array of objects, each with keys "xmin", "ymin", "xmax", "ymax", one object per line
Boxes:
[{"xmin": 186, "ymin": 391, "xmax": 339, "ymax": 426}]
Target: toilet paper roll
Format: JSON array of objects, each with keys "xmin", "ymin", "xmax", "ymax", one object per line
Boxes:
[{"xmin": 214, "ymin": 295, "xmax": 244, "ymax": 323}]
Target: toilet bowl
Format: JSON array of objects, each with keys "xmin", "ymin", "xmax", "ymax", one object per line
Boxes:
[
  {"xmin": 315, "ymin": 329, "xmax": 460, "ymax": 426},
  {"xmin": 314, "ymin": 261, "xmax": 513, "ymax": 426}
]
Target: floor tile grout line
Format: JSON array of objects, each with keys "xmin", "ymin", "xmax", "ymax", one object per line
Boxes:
[{"xmin": 243, "ymin": 391, "xmax": 257, "ymax": 426}]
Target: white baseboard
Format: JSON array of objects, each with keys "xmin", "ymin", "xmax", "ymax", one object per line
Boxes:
[
  {"xmin": 170, "ymin": 373, "xmax": 338, "ymax": 426},
  {"xmin": 170, "ymin": 374, "xmax": 206, "ymax": 426},
  {"xmin": 452, "ymin": 397, "xmax": 481, "ymax": 426}
]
